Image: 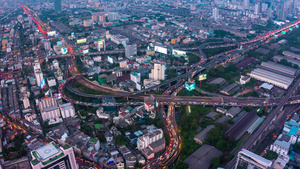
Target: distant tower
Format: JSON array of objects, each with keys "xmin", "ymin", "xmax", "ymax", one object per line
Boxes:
[
  {"xmin": 212, "ymin": 8, "xmax": 219, "ymax": 21},
  {"xmin": 254, "ymin": 3, "xmax": 260, "ymax": 15},
  {"xmin": 15, "ymin": 22, "xmax": 25, "ymax": 51},
  {"xmin": 243, "ymin": 0, "xmax": 250, "ymax": 9},
  {"xmin": 54, "ymin": 0, "xmax": 61, "ymax": 14}
]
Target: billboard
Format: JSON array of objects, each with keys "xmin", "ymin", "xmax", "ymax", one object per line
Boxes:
[
  {"xmin": 185, "ymin": 82, "xmax": 195, "ymax": 91},
  {"xmin": 61, "ymin": 48, "xmax": 68, "ymax": 54},
  {"xmin": 77, "ymin": 38, "xmax": 87, "ymax": 44},
  {"xmin": 98, "ymin": 39, "xmax": 105, "ymax": 49},
  {"xmin": 173, "ymin": 49, "xmax": 187, "ymax": 57},
  {"xmin": 57, "ymin": 41, "xmax": 62, "ymax": 46},
  {"xmin": 83, "ymin": 49, "xmax": 89, "ymax": 54},
  {"xmin": 199, "ymin": 74, "xmax": 207, "ymax": 81},
  {"xmin": 154, "ymin": 46, "xmax": 167, "ymax": 54},
  {"xmin": 107, "ymin": 56, "xmax": 113, "ymax": 64},
  {"xmin": 47, "ymin": 31, "xmax": 56, "ymax": 37},
  {"xmin": 40, "ymin": 79, "xmax": 46, "ymax": 88}
]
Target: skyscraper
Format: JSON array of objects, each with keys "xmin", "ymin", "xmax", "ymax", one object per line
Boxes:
[
  {"xmin": 15, "ymin": 22, "xmax": 25, "ymax": 50},
  {"xmin": 54, "ymin": 0, "xmax": 61, "ymax": 14},
  {"xmin": 243, "ymin": 0, "xmax": 250, "ymax": 9},
  {"xmin": 212, "ymin": 8, "xmax": 219, "ymax": 21},
  {"xmin": 254, "ymin": 3, "xmax": 260, "ymax": 15},
  {"xmin": 125, "ymin": 44, "xmax": 137, "ymax": 58},
  {"xmin": 149, "ymin": 63, "xmax": 165, "ymax": 80}
]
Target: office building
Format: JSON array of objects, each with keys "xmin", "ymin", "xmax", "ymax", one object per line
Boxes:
[
  {"xmin": 212, "ymin": 8, "xmax": 219, "ymax": 21},
  {"xmin": 125, "ymin": 44, "xmax": 137, "ymax": 58},
  {"xmin": 92, "ymin": 13, "xmax": 106, "ymax": 22},
  {"xmin": 254, "ymin": 3, "xmax": 260, "ymax": 15},
  {"xmin": 52, "ymin": 60, "xmax": 59, "ymax": 69},
  {"xmin": 97, "ymin": 39, "xmax": 105, "ymax": 51},
  {"xmin": 243, "ymin": 0, "xmax": 250, "ymax": 9},
  {"xmin": 149, "ymin": 63, "xmax": 165, "ymax": 81},
  {"xmin": 34, "ymin": 69, "xmax": 44, "ymax": 87},
  {"xmin": 33, "ymin": 60, "xmax": 41, "ymax": 71},
  {"xmin": 130, "ymin": 72, "xmax": 141, "ymax": 84},
  {"xmin": 59, "ymin": 103, "xmax": 76, "ymax": 118},
  {"xmin": 107, "ymin": 12, "xmax": 119, "ymax": 21},
  {"xmin": 47, "ymin": 77, "xmax": 57, "ymax": 87},
  {"xmin": 235, "ymin": 149, "xmax": 272, "ymax": 169},
  {"xmin": 39, "ymin": 97, "xmax": 61, "ymax": 121},
  {"xmin": 23, "ymin": 97, "xmax": 30, "ymax": 109},
  {"xmin": 137, "ymin": 129, "xmax": 163, "ymax": 150},
  {"xmin": 15, "ymin": 22, "xmax": 25, "ymax": 50},
  {"xmin": 98, "ymin": 13, "xmax": 106, "ymax": 22},
  {"xmin": 44, "ymin": 40, "xmax": 51, "ymax": 51},
  {"xmin": 30, "ymin": 142, "xmax": 76, "ymax": 169},
  {"xmin": 54, "ymin": 0, "xmax": 61, "ymax": 14}
]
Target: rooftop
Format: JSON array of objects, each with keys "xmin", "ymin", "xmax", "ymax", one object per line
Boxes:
[
  {"xmin": 34, "ymin": 142, "xmax": 61, "ymax": 161},
  {"xmin": 183, "ymin": 144, "xmax": 222, "ymax": 169}
]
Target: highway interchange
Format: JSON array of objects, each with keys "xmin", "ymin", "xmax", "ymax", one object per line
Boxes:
[{"xmin": 51, "ymin": 15, "xmax": 300, "ymax": 169}]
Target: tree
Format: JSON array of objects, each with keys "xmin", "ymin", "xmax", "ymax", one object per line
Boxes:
[
  {"xmin": 264, "ymin": 150, "xmax": 278, "ymax": 160},
  {"xmin": 134, "ymin": 163, "xmax": 143, "ymax": 168},
  {"xmin": 174, "ymin": 161, "xmax": 189, "ymax": 169},
  {"xmin": 114, "ymin": 134, "xmax": 127, "ymax": 146},
  {"xmin": 211, "ymin": 157, "xmax": 221, "ymax": 169}
]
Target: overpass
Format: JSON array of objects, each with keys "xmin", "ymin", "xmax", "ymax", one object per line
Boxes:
[{"xmin": 226, "ymin": 77, "xmax": 300, "ymax": 169}]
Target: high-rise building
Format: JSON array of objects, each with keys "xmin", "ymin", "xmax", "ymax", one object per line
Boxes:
[
  {"xmin": 30, "ymin": 142, "xmax": 77, "ymax": 169},
  {"xmin": 254, "ymin": 3, "xmax": 260, "ymax": 15},
  {"xmin": 278, "ymin": 9, "xmax": 287, "ymax": 21},
  {"xmin": 59, "ymin": 103, "xmax": 76, "ymax": 118},
  {"xmin": 107, "ymin": 12, "xmax": 119, "ymax": 21},
  {"xmin": 34, "ymin": 69, "xmax": 44, "ymax": 87},
  {"xmin": 212, "ymin": 8, "xmax": 219, "ymax": 21},
  {"xmin": 39, "ymin": 97, "xmax": 60, "ymax": 121},
  {"xmin": 267, "ymin": 8, "xmax": 273, "ymax": 18},
  {"xmin": 15, "ymin": 22, "xmax": 25, "ymax": 50},
  {"xmin": 149, "ymin": 63, "xmax": 165, "ymax": 80},
  {"xmin": 54, "ymin": 0, "xmax": 61, "ymax": 14},
  {"xmin": 137, "ymin": 129, "xmax": 164, "ymax": 150},
  {"xmin": 33, "ymin": 60, "xmax": 41, "ymax": 71},
  {"xmin": 23, "ymin": 97, "xmax": 30, "ymax": 109},
  {"xmin": 243, "ymin": 0, "xmax": 250, "ymax": 9},
  {"xmin": 261, "ymin": 3, "xmax": 268, "ymax": 12},
  {"xmin": 125, "ymin": 44, "xmax": 137, "ymax": 58},
  {"xmin": 98, "ymin": 13, "xmax": 106, "ymax": 22},
  {"xmin": 44, "ymin": 40, "xmax": 51, "ymax": 51},
  {"xmin": 97, "ymin": 39, "xmax": 105, "ymax": 51}
]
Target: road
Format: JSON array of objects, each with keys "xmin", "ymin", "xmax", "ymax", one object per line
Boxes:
[{"xmin": 226, "ymin": 78, "xmax": 300, "ymax": 169}]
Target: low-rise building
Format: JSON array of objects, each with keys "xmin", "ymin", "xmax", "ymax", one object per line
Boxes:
[
  {"xmin": 270, "ymin": 140, "xmax": 291, "ymax": 156},
  {"xmin": 194, "ymin": 125, "xmax": 215, "ymax": 145}
]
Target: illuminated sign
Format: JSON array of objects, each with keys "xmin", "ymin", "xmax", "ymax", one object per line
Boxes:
[
  {"xmin": 107, "ymin": 56, "xmax": 113, "ymax": 64},
  {"xmin": 98, "ymin": 39, "xmax": 105, "ymax": 49},
  {"xmin": 47, "ymin": 31, "xmax": 56, "ymax": 37},
  {"xmin": 61, "ymin": 48, "xmax": 68, "ymax": 54},
  {"xmin": 296, "ymin": 25, "xmax": 299, "ymax": 28},
  {"xmin": 199, "ymin": 74, "xmax": 207, "ymax": 81},
  {"xmin": 154, "ymin": 46, "xmax": 167, "ymax": 54},
  {"xmin": 77, "ymin": 38, "xmax": 87, "ymax": 44},
  {"xmin": 173, "ymin": 49, "xmax": 187, "ymax": 57},
  {"xmin": 185, "ymin": 82, "xmax": 195, "ymax": 91},
  {"xmin": 40, "ymin": 79, "xmax": 46, "ymax": 88},
  {"xmin": 83, "ymin": 49, "xmax": 89, "ymax": 54}
]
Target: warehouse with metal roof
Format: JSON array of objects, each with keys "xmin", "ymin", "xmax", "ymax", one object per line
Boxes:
[
  {"xmin": 283, "ymin": 51, "xmax": 300, "ymax": 60},
  {"xmin": 250, "ymin": 61, "xmax": 296, "ymax": 89}
]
